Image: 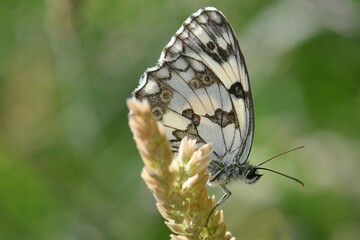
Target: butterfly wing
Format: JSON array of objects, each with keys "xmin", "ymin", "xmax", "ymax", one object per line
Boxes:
[{"xmin": 133, "ymin": 7, "xmax": 254, "ymax": 166}]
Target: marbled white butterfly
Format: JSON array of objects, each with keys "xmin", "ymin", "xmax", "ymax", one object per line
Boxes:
[{"xmin": 133, "ymin": 7, "xmax": 303, "ymax": 218}]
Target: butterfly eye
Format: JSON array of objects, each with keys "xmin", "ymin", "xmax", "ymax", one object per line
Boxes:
[{"xmin": 245, "ymin": 168, "xmax": 262, "ymax": 184}]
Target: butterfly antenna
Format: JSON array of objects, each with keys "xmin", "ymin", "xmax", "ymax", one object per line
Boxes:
[
  {"xmin": 256, "ymin": 146, "xmax": 305, "ymax": 187},
  {"xmin": 256, "ymin": 167, "xmax": 304, "ymax": 187},
  {"xmin": 258, "ymin": 146, "xmax": 304, "ymax": 167}
]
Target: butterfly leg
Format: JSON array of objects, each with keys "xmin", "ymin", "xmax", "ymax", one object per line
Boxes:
[
  {"xmin": 208, "ymin": 161, "xmax": 223, "ymax": 183},
  {"xmin": 206, "ymin": 183, "xmax": 232, "ymax": 226},
  {"xmin": 217, "ymin": 184, "xmax": 232, "ymax": 206}
]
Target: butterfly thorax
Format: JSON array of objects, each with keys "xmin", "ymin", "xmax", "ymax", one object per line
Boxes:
[{"xmin": 208, "ymin": 160, "xmax": 262, "ymax": 186}]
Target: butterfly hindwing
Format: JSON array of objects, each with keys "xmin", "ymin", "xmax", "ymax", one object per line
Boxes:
[{"xmin": 134, "ymin": 7, "xmax": 254, "ymax": 166}]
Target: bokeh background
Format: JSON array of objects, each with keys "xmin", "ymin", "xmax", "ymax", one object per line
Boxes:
[{"xmin": 1, "ymin": 0, "xmax": 359, "ymax": 239}]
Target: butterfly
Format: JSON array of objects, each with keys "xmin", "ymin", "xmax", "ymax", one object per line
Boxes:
[{"xmin": 133, "ymin": 7, "xmax": 302, "ymax": 216}]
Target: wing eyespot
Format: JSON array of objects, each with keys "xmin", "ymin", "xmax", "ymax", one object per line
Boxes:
[
  {"xmin": 160, "ymin": 90, "xmax": 173, "ymax": 102},
  {"xmin": 189, "ymin": 78, "xmax": 201, "ymax": 89},
  {"xmin": 201, "ymin": 74, "xmax": 215, "ymax": 86},
  {"xmin": 151, "ymin": 107, "xmax": 163, "ymax": 120}
]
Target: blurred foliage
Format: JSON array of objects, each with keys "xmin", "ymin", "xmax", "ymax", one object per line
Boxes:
[{"xmin": 0, "ymin": 0, "xmax": 359, "ymax": 239}]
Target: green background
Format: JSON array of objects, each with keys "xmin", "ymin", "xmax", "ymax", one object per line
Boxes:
[{"xmin": 1, "ymin": 0, "xmax": 359, "ymax": 239}]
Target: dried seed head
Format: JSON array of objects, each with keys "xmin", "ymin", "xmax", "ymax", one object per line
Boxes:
[{"xmin": 128, "ymin": 99, "xmax": 234, "ymax": 239}]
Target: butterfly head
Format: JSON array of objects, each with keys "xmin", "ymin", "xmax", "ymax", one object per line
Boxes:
[{"xmin": 244, "ymin": 166, "xmax": 262, "ymax": 184}]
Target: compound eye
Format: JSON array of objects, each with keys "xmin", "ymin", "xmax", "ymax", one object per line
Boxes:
[
  {"xmin": 245, "ymin": 168, "xmax": 262, "ymax": 184},
  {"xmin": 246, "ymin": 169, "xmax": 256, "ymax": 179}
]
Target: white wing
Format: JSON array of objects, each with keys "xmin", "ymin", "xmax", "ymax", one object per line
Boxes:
[{"xmin": 134, "ymin": 7, "xmax": 254, "ymax": 166}]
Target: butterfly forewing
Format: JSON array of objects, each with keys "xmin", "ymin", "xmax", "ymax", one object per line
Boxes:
[{"xmin": 134, "ymin": 7, "xmax": 254, "ymax": 166}]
